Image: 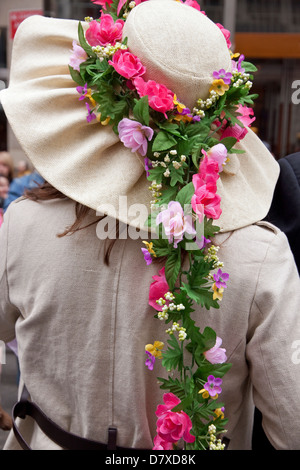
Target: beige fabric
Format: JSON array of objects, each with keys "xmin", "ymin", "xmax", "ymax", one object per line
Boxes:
[
  {"xmin": 0, "ymin": 198, "xmax": 300, "ymax": 450},
  {"xmin": 0, "ymin": 2, "xmax": 279, "ymax": 233},
  {"xmin": 123, "ymin": 0, "xmax": 232, "ymax": 109}
]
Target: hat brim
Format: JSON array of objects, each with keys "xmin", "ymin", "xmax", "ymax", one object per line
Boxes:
[{"xmin": 0, "ymin": 14, "xmax": 279, "ymax": 232}]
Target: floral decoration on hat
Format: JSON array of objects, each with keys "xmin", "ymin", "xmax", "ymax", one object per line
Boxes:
[{"xmin": 69, "ymin": 0, "xmax": 258, "ymax": 450}]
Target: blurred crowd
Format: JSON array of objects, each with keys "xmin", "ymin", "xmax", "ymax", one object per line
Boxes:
[{"xmin": 0, "ymin": 151, "xmax": 44, "ymax": 228}]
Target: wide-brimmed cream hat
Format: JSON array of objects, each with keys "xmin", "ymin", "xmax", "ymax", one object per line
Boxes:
[{"xmin": 0, "ymin": 0, "xmax": 279, "ymax": 232}]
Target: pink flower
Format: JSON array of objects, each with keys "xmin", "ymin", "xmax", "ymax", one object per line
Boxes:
[
  {"xmin": 206, "ymin": 144, "xmax": 228, "ymax": 172},
  {"xmin": 191, "ymin": 159, "xmax": 222, "ymax": 223},
  {"xmin": 183, "ymin": 0, "xmax": 201, "ymax": 10},
  {"xmin": 155, "ymin": 393, "xmax": 195, "ymax": 445},
  {"xmin": 85, "ymin": 15, "xmax": 124, "ymax": 47},
  {"xmin": 69, "ymin": 41, "xmax": 87, "ymax": 72},
  {"xmin": 153, "ymin": 434, "xmax": 173, "ymax": 450},
  {"xmin": 134, "ymin": 77, "xmax": 174, "ymax": 117},
  {"xmin": 109, "ymin": 50, "xmax": 146, "ymax": 80},
  {"xmin": 156, "ymin": 201, "xmax": 196, "ymax": 248},
  {"xmin": 216, "ymin": 23, "xmax": 232, "ymax": 49},
  {"xmin": 149, "ymin": 267, "xmax": 169, "ymax": 311},
  {"xmin": 219, "ymin": 104, "xmax": 255, "ymax": 142},
  {"xmin": 91, "ymin": 0, "xmax": 113, "ymax": 9},
  {"xmin": 204, "ymin": 337, "xmax": 227, "ymax": 364},
  {"xmin": 118, "ymin": 118, "xmax": 153, "ymax": 156}
]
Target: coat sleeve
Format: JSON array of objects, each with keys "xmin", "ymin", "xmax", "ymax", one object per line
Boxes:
[
  {"xmin": 0, "ymin": 206, "xmax": 20, "ymax": 342},
  {"xmin": 246, "ymin": 226, "xmax": 300, "ymax": 449}
]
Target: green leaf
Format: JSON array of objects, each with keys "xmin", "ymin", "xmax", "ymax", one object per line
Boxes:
[
  {"xmin": 194, "ymin": 362, "xmax": 232, "ymax": 381},
  {"xmin": 147, "ymin": 166, "xmax": 165, "ymax": 184},
  {"xmin": 181, "ymin": 283, "xmax": 219, "ymax": 310},
  {"xmin": 175, "ymin": 182, "xmax": 194, "ymax": 207},
  {"xmin": 68, "ymin": 65, "xmax": 85, "ymax": 86},
  {"xmin": 169, "ymin": 164, "xmax": 185, "ymax": 187},
  {"xmin": 162, "ymin": 335, "xmax": 183, "ymax": 372},
  {"xmin": 165, "ymin": 250, "xmax": 181, "ymax": 291},
  {"xmin": 157, "ymin": 376, "xmax": 186, "ymax": 400},
  {"xmin": 219, "ymin": 136, "xmax": 237, "ymax": 151},
  {"xmin": 151, "ymin": 238, "xmax": 171, "ymax": 258},
  {"xmin": 241, "ymin": 61, "xmax": 258, "ymax": 72},
  {"xmin": 133, "ymin": 96, "xmax": 150, "ymax": 126},
  {"xmin": 157, "ymin": 122, "xmax": 183, "ymax": 138},
  {"xmin": 156, "ymin": 185, "xmax": 178, "ymax": 206},
  {"xmin": 152, "ymin": 131, "xmax": 177, "ymax": 152},
  {"xmin": 78, "ymin": 22, "xmax": 96, "ymax": 58},
  {"xmin": 194, "ymin": 328, "xmax": 216, "ymax": 362},
  {"xmin": 92, "ymin": 84, "xmax": 129, "ymax": 123}
]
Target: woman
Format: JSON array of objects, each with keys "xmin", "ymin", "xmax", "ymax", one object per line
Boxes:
[{"xmin": 0, "ymin": 0, "xmax": 299, "ymax": 451}]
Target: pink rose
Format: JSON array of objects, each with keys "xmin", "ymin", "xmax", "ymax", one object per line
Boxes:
[
  {"xmin": 69, "ymin": 41, "xmax": 87, "ymax": 72},
  {"xmin": 191, "ymin": 173, "xmax": 221, "ymax": 222},
  {"xmin": 134, "ymin": 77, "xmax": 174, "ymax": 117},
  {"xmin": 155, "ymin": 393, "xmax": 195, "ymax": 445},
  {"xmin": 118, "ymin": 118, "xmax": 153, "ymax": 156},
  {"xmin": 153, "ymin": 434, "xmax": 173, "ymax": 450},
  {"xmin": 149, "ymin": 267, "xmax": 169, "ymax": 311},
  {"xmin": 204, "ymin": 336, "xmax": 227, "ymax": 364},
  {"xmin": 85, "ymin": 15, "xmax": 124, "ymax": 47},
  {"xmin": 216, "ymin": 23, "xmax": 232, "ymax": 49},
  {"xmin": 109, "ymin": 50, "xmax": 146, "ymax": 80},
  {"xmin": 156, "ymin": 201, "xmax": 196, "ymax": 248}
]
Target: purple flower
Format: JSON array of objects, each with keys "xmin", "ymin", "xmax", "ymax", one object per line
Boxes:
[
  {"xmin": 213, "ymin": 69, "xmax": 233, "ymax": 85},
  {"xmin": 85, "ymin": 102, "xmax": 96, "ymax": 123},
  {"xmin": 144, "ymin": 157, "xmax": 152, "ymax": 177},
  {"xmin": 118, "ymin": 118, "xmax": 154, "ymax": 157},
  {"xmin": 204, "ymin": 375, "xmax": 222, "ymax": 397},
  {"xmin": 69, "ymin": 40, "xmax": 87, "ymax": 72},
  {"xmin": 141, "ymin": 247, "xmax": 152, "ymax": 265},
  {"xmin": 178, "ymin": 107, "xmax": 201, "ymax": 122},
  {"xmin": 145, "ymin": 351, "xmax": 155, "ymax": 370},
  {"xmin": 195, "ymin": 235, "xmax": 211, "ymax": 249},
  {"xmin": 213, "ymin": 268, "xmax": 229, "ymax": 289},
  {"xmin": 76, "ymin": 83, "xmax": 88, "ymax": 101},
  {"xmin": 231, "ymin": 54, "xmax": 245, "ymax": 74}
]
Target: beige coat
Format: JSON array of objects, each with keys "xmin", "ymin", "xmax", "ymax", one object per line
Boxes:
[{"xmin": 0, "ymin": 197, "xmax": 300, "ymax": 450}]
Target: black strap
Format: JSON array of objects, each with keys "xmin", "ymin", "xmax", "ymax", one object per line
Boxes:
[{"xmin": 12, "ymin": 387, "xmax": 131, "ymax": 450}]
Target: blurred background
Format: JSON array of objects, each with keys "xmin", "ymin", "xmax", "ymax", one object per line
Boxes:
[{"xmin": 0, "ymin": 0, "xmax": 300, "ymax": 167}]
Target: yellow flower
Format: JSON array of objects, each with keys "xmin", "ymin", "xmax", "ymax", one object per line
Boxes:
[
  {"xmin": 96, "ymin": 114, "xmax": 111, "ymax": 125},
  {"xmin": 86, "ymin": 89, "xmax": 96, "ymax": 107},
  {"xmin": 142, "ymin": 241, "xmax": 156, "ymax": 257},
  {"xmin": 198, "ymin": 388, "xmax": 210, "ymax": 399},
  {"xmin": 145, "ymin": 341, "xmax": 164, "ymax": 359},
  {"xmin": 214, "ymin": 408, "xmax": 225, "ymax": 420},
  {"xmin": 198, "ymin": 388, "xmax": 219, "ymax": 400},
  {"xmin": 212, "ymin": 283, "xmax": 224, "ymax": 301},
  {"xmin": 173, "ymin": 94, "xmax": 186, "ymax": 113},
  {"xmin": 209, "ymin": 79, "xmax": 229, "ymax": 96},
  {"xmin": 230, "ymin": 51, "xmax": 240, "ymax": 59}
]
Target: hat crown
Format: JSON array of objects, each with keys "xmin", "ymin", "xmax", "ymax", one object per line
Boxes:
[{"xmin": 123, "ymin": 0, "xmax": 231, "ymax": 109}]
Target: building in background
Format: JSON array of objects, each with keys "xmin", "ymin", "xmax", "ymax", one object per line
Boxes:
[{"xmin": 0, "ymin": 0, "xmax": 300, "ymax": 163}]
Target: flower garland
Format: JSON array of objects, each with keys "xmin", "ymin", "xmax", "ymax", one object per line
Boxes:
[{"xmin": 69, "ymin": 0, "xmax": 258, "ymax": 450}]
